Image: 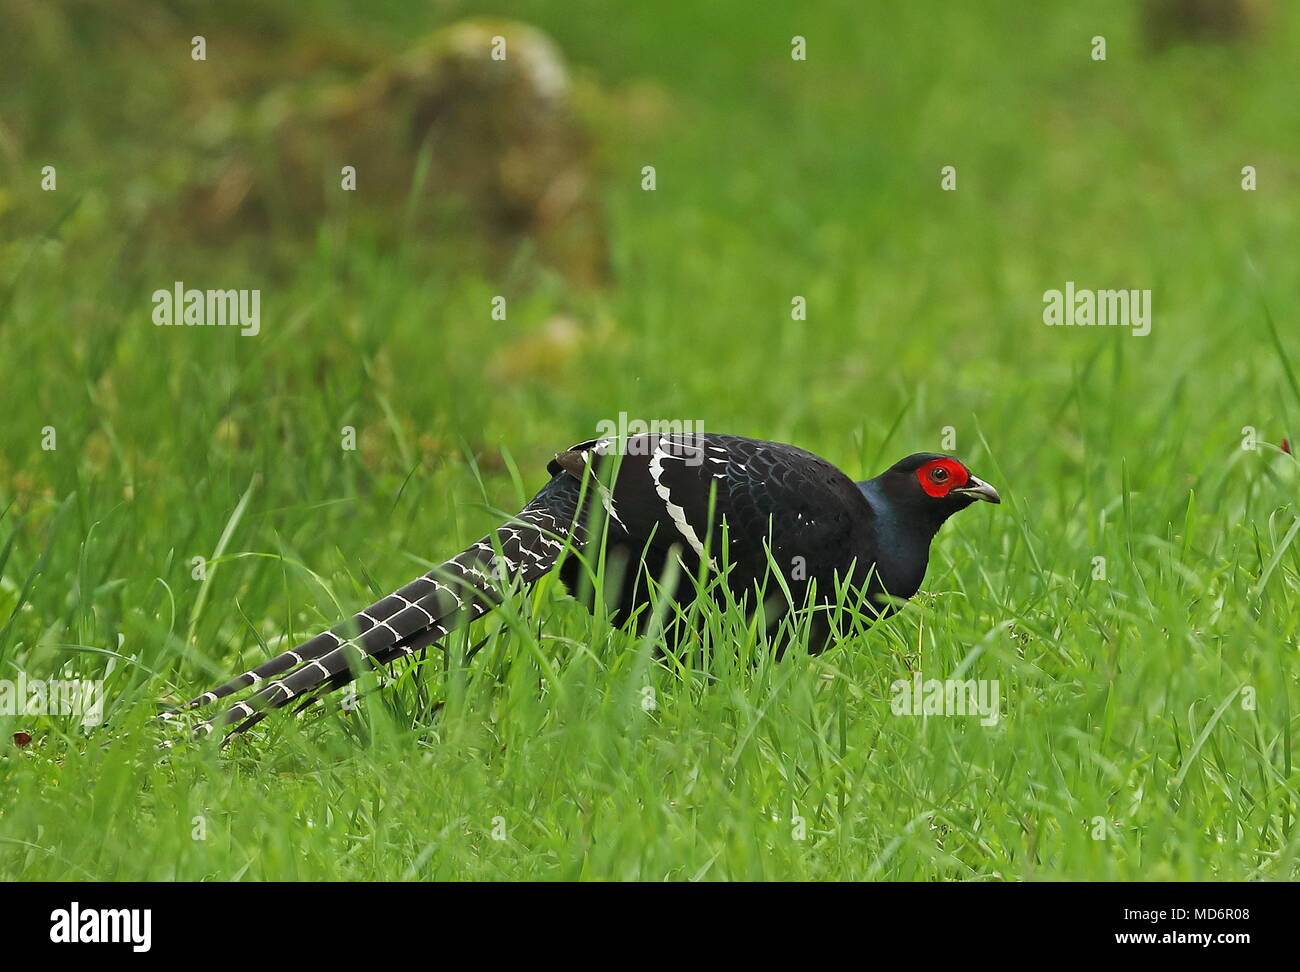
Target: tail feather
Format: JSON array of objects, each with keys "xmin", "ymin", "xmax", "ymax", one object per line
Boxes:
[
  {"xmin": 189, "ymin": 601, "xmax": 492, "ymax": 742},
  {"xmin": 169, "ymin": 573, "xmax": 473, "ymax": 713},
  {"xmin": 218, "ymin": 630, "xmax": 496, "ymax": 741},
  {"xmin": 163, "ymin": 475, "xmax": 586, "ymax": 744}
]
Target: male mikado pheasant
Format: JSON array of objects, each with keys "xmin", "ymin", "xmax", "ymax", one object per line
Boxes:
[{"xmin": 168, "ymin": 432, "xmax": 1000, "ymax": 741}]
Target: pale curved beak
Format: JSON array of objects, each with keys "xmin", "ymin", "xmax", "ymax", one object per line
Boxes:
[{"xmin": 955, "ymin": 475, "xmax": 1001, "ymax": 504}]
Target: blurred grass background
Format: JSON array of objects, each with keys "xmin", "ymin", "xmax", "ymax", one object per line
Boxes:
[{"xmin": 0, "ymin": 0, "xmax": 1298, "ymax": 880}]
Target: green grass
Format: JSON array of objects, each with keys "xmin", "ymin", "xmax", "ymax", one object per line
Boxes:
[{"xmin": 1, "ymin": 0, "xmax": 1298, "ymax": 880}]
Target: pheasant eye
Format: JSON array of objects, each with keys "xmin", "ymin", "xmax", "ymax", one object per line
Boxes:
[{"xmin": 930, "ymin": 467, "xmax": 949, "ymax": 483}]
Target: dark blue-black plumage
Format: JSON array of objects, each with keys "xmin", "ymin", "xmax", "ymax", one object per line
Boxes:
[{"xmin": 168, "ymin": 432, "xmax": 998, "ymax": 741}]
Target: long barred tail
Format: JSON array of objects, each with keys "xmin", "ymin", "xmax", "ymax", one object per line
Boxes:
[{"xmin": 162, "ymin": 475, "xmax": 585, "ymax": 744}]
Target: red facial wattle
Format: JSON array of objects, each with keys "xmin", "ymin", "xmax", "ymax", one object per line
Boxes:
[{"xmin": 916, "ymin": 458, "xmax": 970, "ymax": 498}]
